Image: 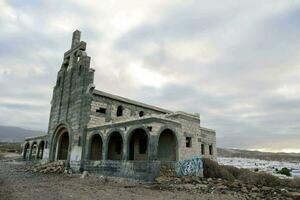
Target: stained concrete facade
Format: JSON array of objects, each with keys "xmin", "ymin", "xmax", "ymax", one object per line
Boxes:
[{"xmin": 22, "ymin": 30, "xmax": 217, "ymax": 180}]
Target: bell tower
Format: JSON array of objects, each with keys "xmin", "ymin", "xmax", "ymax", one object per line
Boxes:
[{"xmin": 47, "ymin": 30, "xmax": 95, "ymax": 165}]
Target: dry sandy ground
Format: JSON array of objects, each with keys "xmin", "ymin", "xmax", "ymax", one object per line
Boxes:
[{"xmin": 0, "ymin": 156, "xmax": 246, "ymax": 200}]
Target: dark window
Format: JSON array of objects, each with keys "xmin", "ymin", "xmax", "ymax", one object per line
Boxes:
[
  {"xmin": 78, "ymin": 136, "xmax": 81, "ymax": 146},
  {"xmin": 139, "ymin": 139, "xmax": 147, "ymax": 154},
  {"xmin": 186, "ymin": 137, "xmax": 192, "ymax": 148},
  {"xmin": 139, "ymin": 111, "xmax": 144, "ymax": 117},
  {"xmin": 147, "ymin": 126, "xmax": 152, "ymax": 132},
  {"xmin": 209, "ymin": 145, "xmax": 213, "ymax": 155},
  {"xmin": 116, "ymin": 106, "xmax": 123, "ymax": 117},
  {"xmin": 96, "ymin": 107, "xmax": 106, "ymax": 114},
  {"xmin": 201, "ymin": 144, "xmax": 205, "ymax": 155}
]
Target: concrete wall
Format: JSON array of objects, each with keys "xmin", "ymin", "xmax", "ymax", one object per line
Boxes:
[
  {"xmin": 82, "ymin": 160, "xmax": 161, "ymax": 181},
  {"xmin": 22, "ymin": 136, "xmax": 48, "ymax": 161},
  {"xmin": 46, "ymin": 31, "xmax": 94, "ymax": 167},
  {"xmin": 199, "ymin": 127, "xmax": 217, "ymax": 160},
  {"xmin": 165, "ymin": 113, "xmax": 217, "ymax": 160},
  {"xmin": 88, "ymin": 96, "xmax": 168, "ymax": 128}
]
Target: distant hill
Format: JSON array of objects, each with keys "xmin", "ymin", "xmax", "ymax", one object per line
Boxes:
[
  {"xmin": 0, "ymin": 126, "xmax": 44, "ymax": 142},
  {"xmin": 218, "ymin": 148, "xmax": 300, "ymax": 162}
]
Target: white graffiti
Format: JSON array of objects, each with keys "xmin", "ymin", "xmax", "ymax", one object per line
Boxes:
[{"xmin": 175, "ymin": 156, "xmax": 203, "ymax": 176}]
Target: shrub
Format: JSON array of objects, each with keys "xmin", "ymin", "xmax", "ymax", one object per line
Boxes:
[
  {"xmin": 255, "ymin": 172, "xmax": 281, "ymax": 187},
  {"xmin": 202, "ymin": 158, "xmax": 295, "ymax": 188},
  {"xmin": 224, "ymin": 165, "xmax": 241, "ymax": 178},
  {"xmin": 202, "ymin": 158, "xmax": 234, "ymax": 181},
  {"xmin": 277, "ymin": 167, "xmax": 291, "ymax": 177},
  {"xmin": 283, "ymin": 177, "xmax": 300, "ymax": 189}
]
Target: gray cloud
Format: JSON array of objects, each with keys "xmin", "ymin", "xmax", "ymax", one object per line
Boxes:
[{"xmin": 0, "ymin": 0, "xmax": 300, "ymax": 152}]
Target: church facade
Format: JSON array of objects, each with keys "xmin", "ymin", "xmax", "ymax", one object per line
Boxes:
[{"xmin": 22, "ymin": 31, "xmax": 217, "ymax": 180}]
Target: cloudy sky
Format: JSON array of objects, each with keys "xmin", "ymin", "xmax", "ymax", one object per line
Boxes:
[{"xmin": 1, "ymin": 0, "xmax": 300, "ymax": 152}]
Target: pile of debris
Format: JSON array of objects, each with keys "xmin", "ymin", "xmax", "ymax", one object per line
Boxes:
[
  {"xmin": 159, "ymin": 163, "xmax": 176, "ymax": 177},
  {"xmin": 153, "ymin": 176, "xmax": 300, "ymax": 199},
  {"xmin": 25, "ymin": 161, "xmax": 66, "ymax": 174}
]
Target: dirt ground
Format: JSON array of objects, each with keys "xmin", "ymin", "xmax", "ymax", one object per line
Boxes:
[{"xmin": 0, "ymin": 155, "xmax": 247, "ymax": 200}]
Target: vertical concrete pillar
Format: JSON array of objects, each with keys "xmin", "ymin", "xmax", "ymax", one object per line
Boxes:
[
  {"xmin": 149, "ymin": 135, "xmax": 158, "ymax": 160},
  {"xmin": 122, "ymin": 136, "xmax": 127, "ymax": 160},
  {"xmin": 102, "ymin": 139, "xmax": 106, "ymax": 160}
]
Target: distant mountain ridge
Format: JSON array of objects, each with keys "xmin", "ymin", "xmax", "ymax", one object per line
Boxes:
[
  {"xmin": 218, "ymin": 148, "xmax": 300, "ymax": 162},
  {"xmin": 0, "ymin": 125, "xmax": 44, "ymax": 142}
]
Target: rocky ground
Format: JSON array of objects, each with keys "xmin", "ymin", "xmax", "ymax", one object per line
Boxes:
[{"xmin": 0, "ymin": 153, "xmax": 299, "ymax": 200}]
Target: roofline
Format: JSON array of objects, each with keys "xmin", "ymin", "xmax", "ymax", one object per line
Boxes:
[
  {"xmin": 167, "ymin": 111, "xmax": 200, "ymax": 121},
  {"xmin": 93, "ymin": 89, "xmax": 173, "ymax": 114},
  {"xmin": 24, "ymin": 134, "xmax": 47, "ymax": 141},
  {"xmin": 199, "ymin": 126, "xmax": 216, "ymax": 133},
  {"xmin": 87, "ymin": 115, "xmax": 181, "ymax": 131}
]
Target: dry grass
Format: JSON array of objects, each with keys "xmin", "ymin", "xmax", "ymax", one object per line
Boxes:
[{"xmin": 203, "ymin": 158, "xmax": 300, "ymax": 189}]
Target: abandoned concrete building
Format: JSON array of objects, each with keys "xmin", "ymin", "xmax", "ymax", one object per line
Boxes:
[{"xmin": 22, "ymin": 30, "xmax": 217, "ymax": 179}]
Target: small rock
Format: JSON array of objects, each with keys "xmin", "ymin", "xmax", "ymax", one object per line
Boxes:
[
  {"xmin": 80, "ymin": 171, "xmax": 89, "ymax": 179},
  {"xmin": 286, "ymin": 192, "xmax": 300, "ymax": 198},
  {"xmin": 261, "ymin": 186, "xmax": 272, "ymax": 192},
  {"xmin": 280, "ymin": 188, "xmax": 288, "ymax": 193},
  {"xmin": 197, "ymin": 184, "xmax": 208, "ymax": 189},
  {"xmin": 155, "ymin": 176, "xmax": 166, "ymax": 183},
  {"xmin": 182, "ymin": 183, "xmax": 195, "ymax": 190},
  {"xmin": 241, "ymin": 186, "xmax": 248, "ymax": 193},
  {"xmin": 251, "ymin": 186, "xmax": 259, "ymax": 192},
  {"xmin": 216, "ymin": 185, "xmax": 227, "ymax": 190}
]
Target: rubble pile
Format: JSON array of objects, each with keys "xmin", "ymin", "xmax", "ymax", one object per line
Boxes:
[
  {"xmin": 25, "ymin": 161, "xmax": 66, "ymax": 174},
  {"xmin": 154, "ymin": 176, "xmax": 300, "ymax": 200},
  {"xmin": 159, "ymin": 164, "xmax": 176, "ymax": 177}
]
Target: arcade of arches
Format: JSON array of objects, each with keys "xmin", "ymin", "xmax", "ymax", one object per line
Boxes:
[
  {"xmin": 86, "ymin": 128, "xmax": 177, "ymax": 162},
  {"xmin": 24, "ymin": 128, "xmax": 178, "ymax": 162},
  {"xmin": 23, "ymin": 140, "xmax": 46, "ymax": 160}
]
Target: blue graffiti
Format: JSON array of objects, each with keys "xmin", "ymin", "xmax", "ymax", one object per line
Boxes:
[{"xmin": 175, "ymin": 156, "xmax": 203, "ymax": 176}]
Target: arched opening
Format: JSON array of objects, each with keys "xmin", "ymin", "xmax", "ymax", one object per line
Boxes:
[
  {"xmin": 57, "ymin": 132, "xmax": 69, "ymax": 160},
  {"xmin": 29, "ymin": 142, "xmax": 38, "ymax": 160},
  {"xmin": 89, "ymin": 134, "xmax": 103, "ymax": 160},
  {"xmin": 107, "ymin": 132, "xmax": 123, "ymax": 160},
  {"xmin": 37, "ymin": 141, "xmax": 45, "ymax": 159},
  {"xmin": 116, "ymin": 106, "xmax": 123, "ymax": 117},
  {"xmin": 139, "ymin": 111, "xmax": 144, "ymax": 117},
  {"xmin": 158, "ymin": 129, "xmax": 177, "ymax": 161},
  {"xmin": 128, "ymin": 128, "xmax": 148, "ymax": 160},
  {"xmin": 23, "ymin": 143, "xmax": 30, "ymax": 159}
]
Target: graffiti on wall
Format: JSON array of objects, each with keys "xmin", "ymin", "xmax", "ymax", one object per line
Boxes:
[{"xmin": 175, "ymin": 156, "xmax": 203, "ymax": 176}]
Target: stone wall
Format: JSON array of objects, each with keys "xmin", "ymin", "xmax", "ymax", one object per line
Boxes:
[
  {"xmin": 46, "ymin": 30, "xmax": 94, "ymax": 165},
  {"xmin": 199, "ymin": 127, "xmax": 217, "ymax": 160},
  {"xmin": 82, "ymin": 160, "xmax": 161, "ymax": 181},
  {"xmin": 87, "ymin": 94, "xmax": 169, "ymax": 128},
  {"xmin": 165, "ymin": 113, "xmax": 217, "ymax": 160}
]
